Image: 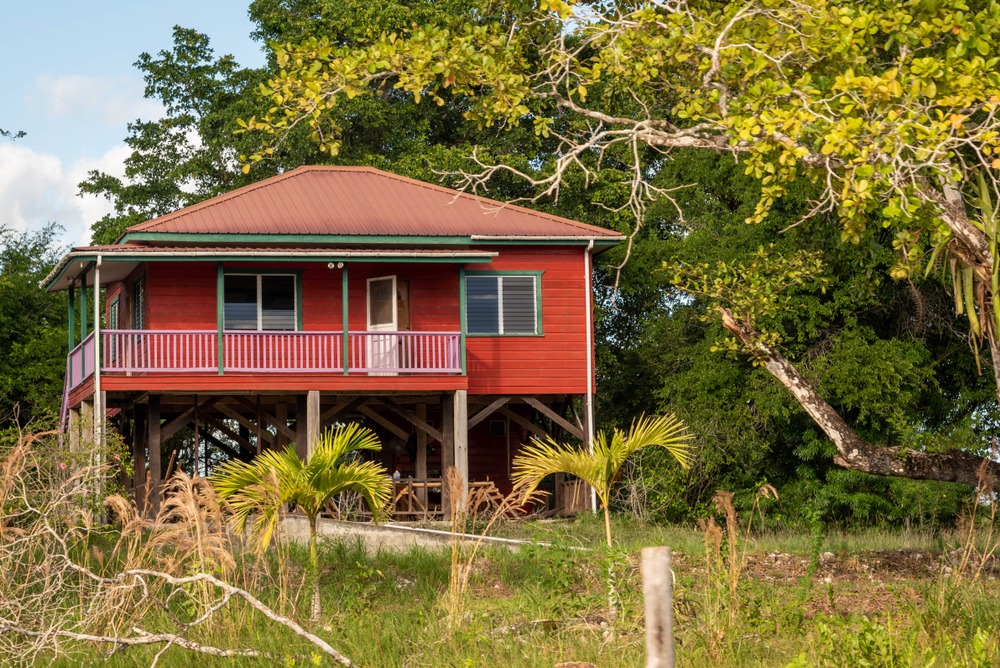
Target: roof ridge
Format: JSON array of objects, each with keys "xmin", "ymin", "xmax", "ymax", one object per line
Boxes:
[{"xmin": 120, "ymin": 164, "xmax": 622, "ymax": 240}]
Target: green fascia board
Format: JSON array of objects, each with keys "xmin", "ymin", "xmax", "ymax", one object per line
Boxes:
[{"xmin": 119, "ymin": 231, "xmax": 615, "ymax": 247}]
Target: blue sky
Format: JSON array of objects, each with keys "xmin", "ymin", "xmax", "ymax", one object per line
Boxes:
[{"xmin": 0, "ymin": 1, "xmax": 266, "ymax": 245}]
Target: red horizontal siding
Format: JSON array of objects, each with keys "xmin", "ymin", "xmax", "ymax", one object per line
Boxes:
[
  {"xmin": 466, "ymin": 247, "xmax": 590, "ymax": 395},
  {"xmin": 128, "ymin": 248, "xmax": 591, "ymax": 396}
]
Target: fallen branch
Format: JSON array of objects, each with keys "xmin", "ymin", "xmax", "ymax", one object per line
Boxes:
[
  {"xmin": 0, "ymin": 619, "xmax": 264, "ymax": 659},
  {"xmin": 93, "ymin": 568, "xmax": 354, "ymax": 667}
]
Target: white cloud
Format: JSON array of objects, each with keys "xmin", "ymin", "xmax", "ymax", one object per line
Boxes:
[
  {"xmin": 28, "ymin": 74, "xmax": 163, "ymax": 127},
  {"xmin": 0, "ymin": 143, "xmax": 129, "ymax": 247}
]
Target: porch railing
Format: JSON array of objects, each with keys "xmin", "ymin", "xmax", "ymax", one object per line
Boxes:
[
  {"xmin": 61, "ymin": 332, "xmax": 96, "ymax": 429},
  {"xmin": 84, "ymin": 329, "xmax": 462, "ymax": 379}
]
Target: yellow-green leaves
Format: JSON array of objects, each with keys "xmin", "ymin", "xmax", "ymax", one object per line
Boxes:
[{"xmin": 670, "ymin": 246, "xmax": 830, "ymax": 355}]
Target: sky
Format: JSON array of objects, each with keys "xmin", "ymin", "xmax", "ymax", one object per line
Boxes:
[{"xmin": 0, "ymin": 1, "xmax": 267, "ymax": 247}]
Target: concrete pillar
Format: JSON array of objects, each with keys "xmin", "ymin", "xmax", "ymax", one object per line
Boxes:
[{"xmin": 148, "ymin": 395, "xmax": 161, "ymax": 517}]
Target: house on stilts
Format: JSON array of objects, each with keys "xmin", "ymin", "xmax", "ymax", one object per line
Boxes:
[{"xmin": 43, "ymin": 165, "xmax": 622, "ymax": 517}]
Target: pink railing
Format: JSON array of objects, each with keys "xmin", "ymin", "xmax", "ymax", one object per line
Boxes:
[
  {"xmin": 102, "ymin": 330, "xmax": 217, "ymax": 372},
  {"xmin": 61, "ymin": 333, "xmax": 96, "ymax": 431},
  {"xmin": 84, "ymin": 330, "xmax": 461, "ymax": 375},
  {"xmin": 224, "ymin": 331, "xmax": 343, "ymax": 372},
  {"xmin": 348, "ymin": 331, "xmax": 462, "ymax": 374},
  {"xmin": 67, "ymin": 333, "xmax": 96, "ymax": 390}
]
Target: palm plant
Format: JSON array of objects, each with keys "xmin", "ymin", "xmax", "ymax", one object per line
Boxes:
[
  {"xmin": 212, "ymin": 423, "xmax": 392, "ymax": 621},
  {"xmin": 512, "ymin": 414, "xmax": 693, "ymax": 548}
]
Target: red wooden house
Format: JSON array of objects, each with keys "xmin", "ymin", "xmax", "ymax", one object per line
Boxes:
[{"xmin": 44, "ymin": 166, "xmax": 622, "ymax": 515}]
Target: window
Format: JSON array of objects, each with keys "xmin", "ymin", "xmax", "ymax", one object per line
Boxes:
[
  {"xmin": 224, "ymin": 274, "xmax": 296, "ymax": 331},
  {"xmin": 465, "ymin": 274, "xmax": 540, "ymax": 335}
]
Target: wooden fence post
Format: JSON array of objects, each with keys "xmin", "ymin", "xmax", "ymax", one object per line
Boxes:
[{"xmin": 642, "ymin": 546, "xmax": 675, "ymax": 668}]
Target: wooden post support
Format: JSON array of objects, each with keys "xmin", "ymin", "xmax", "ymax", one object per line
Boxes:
[
  {"xmin": 641, "ymin": 547, "xmax": 675, "ymax": 668},
  {"xmin": 255, "ymin": 396, "xmax": 263, "ymax": 455},
  {"xmin": 133, "ymin": 404, "xmax": 147, "ymax": 515},
  {"xmin": 416, "ymin": 403, "xmax": 428, "ymax": 506},
  {"xmin": 275, "ymin": 402, "xmax": 288, "ymax": 449},
  {"xmin": 148, "ymin": 395, "xmax": 162, "ymax": 517},
  {"xmin": 306, "ymin": 390, "xmax": 320, "ymax": 457},
  {"xmin": 68, "ymin": 407, "xmax": 81, "ymax": 453},
  {"xmin": 454, "ymin": 389, "xmax": 468, "ymax": 509},
  {"xmin": 80, "ymin": 400, "xmax": 94, "ymax": 448},
  {"xmin": 441, "ymin": 393, "xmax": 455, "ymax": 518}
]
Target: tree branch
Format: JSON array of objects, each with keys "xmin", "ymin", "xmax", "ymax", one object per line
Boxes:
[{"xmin": 717, "ymin": 306, "xmax": 1000, "ymax": 490}]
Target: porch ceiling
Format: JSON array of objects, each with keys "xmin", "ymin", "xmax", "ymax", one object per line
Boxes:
[{"xmin": 41, "ymin": 246, "xmax": 497, "ymax": 292}]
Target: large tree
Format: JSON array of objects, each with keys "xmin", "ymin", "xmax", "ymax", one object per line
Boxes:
[
  {"xmin": 242, "ymin": 0, "xmax": 1000, "ymax": 489},
  {"xmin": 0, "ymin": 225, "xmax": 68, "ymax": 428}
]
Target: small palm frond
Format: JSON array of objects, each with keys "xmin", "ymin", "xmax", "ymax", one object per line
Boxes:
[
  {"xmin": 606, "ymin": 413, "xmax": 693, "ymax": 475},
  {"xmin": 310, "ymin": 460, "xmax": 393, "ymax": 523},
  {"xmin": 512, "ymin": 436, "xmax": 608, "ymax": 504},
  {"xmin": 310, "ymin": 423, "xmax": 382, "ymax": 466}
]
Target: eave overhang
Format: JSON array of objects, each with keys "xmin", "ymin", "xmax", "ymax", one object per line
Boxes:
[{"xmin": 41, "ymin": 247, "xmax": 499, "ymax": 293}]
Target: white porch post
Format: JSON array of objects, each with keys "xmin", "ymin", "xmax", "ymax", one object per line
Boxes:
[
  {"xmin": 93, "ymin": 256, "xmax": 103, "ymax": 449},
  {"xmin": 584, "ymin": 240, "xmax": 597, "ymax": 513}
]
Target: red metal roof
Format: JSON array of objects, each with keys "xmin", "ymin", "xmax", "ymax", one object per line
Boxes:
[{"xmin": 121, "ymin": 166, "xmax": 623, "ymax": 240}]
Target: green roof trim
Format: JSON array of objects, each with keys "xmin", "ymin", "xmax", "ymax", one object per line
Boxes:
[{"xmin": 118, "ymin": 232, "xmax": 619, "ymax": 247}]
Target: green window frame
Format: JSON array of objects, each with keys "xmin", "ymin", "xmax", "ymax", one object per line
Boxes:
[
  {"xmin": 222, "ymin": 270, "xmax": 303, "ymax": 331},
  {"xmin": 464, "ymin": 271, "xmax": 543, "ymax": 337}
]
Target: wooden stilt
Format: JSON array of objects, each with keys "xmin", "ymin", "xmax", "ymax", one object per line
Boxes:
[
  {"xmin": 80, "ymin": 400, "xmax": 94, "ymax": 448},
  {"xmin": 306, "ymin": 390, "xmax": 320, "ymax": 457},
  {"xmin": 148, "ymin": 395, "xmax": 162, "ymax": 517},
  {"xmin": 193, "ymin": 395, "xmax": 200, "ymax": 476},
  {"xmin": 133, "ymin": 404, "xmax": 147, "ymax": 515},
  {"xmin": 454, "ymin": 389, "xmax": 469, "ymax": 500},
  {"xmin": 275, "ymin": 402, "xmax": 288, "ymax": 449},
  {"xmin": 416, "ymin": 403, "xmax": 428, "ymax": 506},
  {"xmin": 68, "ymin": 407, "xmax": 81, "ymax": 453},
  {"xmin": 442, "ymin": 393, "xmax": 455, "ymax": 518},
  {"xmin": 441, "ymin": 391, "xmax": 469, "ymax": 516},
  {"xmin": 296, "ymin": 394, "xmax": 308, "ymax": 460},
  {"xmin": 255, "ymin": 396, "xmax": 264, "ymax": 455}
]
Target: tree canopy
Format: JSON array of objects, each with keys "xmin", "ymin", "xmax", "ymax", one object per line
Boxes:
[{"xmin": 240, "ymin": 0, "xmax": 1000, "ymax": 490}]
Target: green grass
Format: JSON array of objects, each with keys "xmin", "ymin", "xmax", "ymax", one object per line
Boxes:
[{"xmin": 34, "ymin": 515, "xmax": 1000, "ymax": 667}]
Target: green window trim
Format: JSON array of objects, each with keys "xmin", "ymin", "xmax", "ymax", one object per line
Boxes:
[
  {"xmin": 220, "ymin": 269, "xmax": 304, "ymax": 331},
  {"xmin": 464, "ymin": 270, "xmax": 544, "ymax": 337}
]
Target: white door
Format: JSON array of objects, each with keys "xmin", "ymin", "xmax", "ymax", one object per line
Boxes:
[{"xmin": 366, "ymin": 276, "xmax": 398, "ymax": 375}]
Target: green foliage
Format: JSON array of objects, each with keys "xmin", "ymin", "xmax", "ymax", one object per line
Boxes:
[
  {"xmin": 512, "ymin": 414, "xmax": 692, "ymax": 546},
  {"xmin": 596, "ymin": 152, "xmax": 986, "ymax": 527},
  {"xmin": 213, "ymin": 423, "xmax": 392, "ymax": 552},
  {"xmin": 0, "ymin": 224, "xmax": 68, "ymax": 428}
]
